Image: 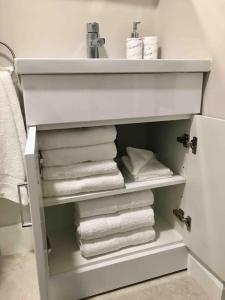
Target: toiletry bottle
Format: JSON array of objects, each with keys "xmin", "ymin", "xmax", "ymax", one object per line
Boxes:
[
  {"xmin": 143, "ymin": 36, "xmax": 158, "ymax": 59},
  {"xmin": 126, "ymin": 22, "xmax": 143, "ymax": 60}
]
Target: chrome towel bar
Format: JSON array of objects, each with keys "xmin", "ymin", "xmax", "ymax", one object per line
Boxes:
[
  {"xmin": 0, "ymin": 41, "xmax": 16, "ymax": 71},
  {"xmin": 0, "ymin": 41, "xmax": 16, "ymax": 59}
]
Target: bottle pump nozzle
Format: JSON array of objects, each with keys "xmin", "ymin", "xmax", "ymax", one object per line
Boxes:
[{"xmin": 131, "ymin": 21, "xmax": 141, "ymax": 38}]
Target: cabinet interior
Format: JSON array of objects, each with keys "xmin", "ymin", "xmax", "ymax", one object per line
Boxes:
[{"xmin": 40, "ymin": 119, "xmax": 191, "ymax": 277}]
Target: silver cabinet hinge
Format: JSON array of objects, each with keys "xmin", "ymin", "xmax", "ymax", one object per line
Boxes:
[
  {"xmin": 177, "ymin": 134, "xmax": 198, "ymax": 154},
  {"xmin": 38, "ymin": 151, "xmax": 44, "ymax": 176},
  {"xmin": 173, "ymin": 208, "xmax": 191, "ymax": 231}
]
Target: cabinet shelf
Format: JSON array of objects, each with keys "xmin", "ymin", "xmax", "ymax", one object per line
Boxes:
[
  {"xmin": 48, "ymin": 215, "xmax": 184, "ymax": 277},
  {"xmin": 43, "ymin": 175, "xmax": 185, "ymax": 207}
]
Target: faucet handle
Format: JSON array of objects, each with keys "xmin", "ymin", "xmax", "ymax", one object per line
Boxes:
[
  {"xmin": 91, "ymin": 37, "xmax": 105, "ymax": 47},
  {"xmin": 87, "ymin": 22, "xmax": 99, "ymax": 33}
]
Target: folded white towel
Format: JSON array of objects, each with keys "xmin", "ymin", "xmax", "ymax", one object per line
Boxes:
[
  {"xmin": 122, "ymin": 156, "xmax": 173, "ymax": 181},
  {"xmin": 122, "ymin": 147, "xmax": 173, "ymax": 182},
  {"xmin": 75, "ymin": 190, "xmax": 154, "ymax": 218},
  {"xmin": 0, "ymin": 70, "xmax": 27, "ymax": 204},
  {"xmin": 41, "ymin": 143, "xmax": 117, "ymax": 167},
  {"xmin": 126, "ymin": 147, "xmax": 155, "ymax": 175},
  {"xmin": 79, "ymin": 227, "xmax": 156, "ymax": 258},
  {"xmin": 76, "ymin": 206, "xmax": 154, "ymax": 240},
  {"xmin": 42, "ymin": 160, "xmax": 118, "ymax": 180},
  {"xmin": 38, "ymin": 126, "xmax": 117, "ymax": 150},
  {"xmin": 42, "ymin": 171, "xmax": 124, "ymax": 197}
]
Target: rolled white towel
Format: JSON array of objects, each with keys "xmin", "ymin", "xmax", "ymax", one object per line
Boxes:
[
  {"xmin": 38, "ymin": 126, "xmax": 117, "ymax": 150},
  {"xmin": 80, "ymin": 227, "xmax": 156, "ymax": 258},
  {"xmin": 42, "ymin": 171, "xmax": 125, "ymax": 198},
  {"xmin": 41, "ymin": 143, "xmax": 117, "ymax": 167},
  {"xmin": 76, "ymin": 206, "xmax": 154, "ymax": 240},
  {"xmin": 42, "ymin": 160, "xmax": 118, "ymax": 180},
  {"xmin": 75, "ymin": 190, "xmax": 154, "ymax": 218}
]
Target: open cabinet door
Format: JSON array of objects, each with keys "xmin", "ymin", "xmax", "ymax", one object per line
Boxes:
[
  {"xmin": 184, "ymin": 115, "xmax": 225, "ymax": 281},
  {"xmin": 25, "ymin": 127, "xmax": 49, "ymax": 300}
]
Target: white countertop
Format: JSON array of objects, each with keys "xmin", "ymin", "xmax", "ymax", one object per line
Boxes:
[{"xmin": 15, "ymin": 58, "xmax": 211, "ymax": 74}]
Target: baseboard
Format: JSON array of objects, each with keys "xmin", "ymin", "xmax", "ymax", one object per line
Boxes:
[
  {"xmin": 0, "ymin": 223, "xmax": 34, "ymax": 256},
  {"xmin": 188, "ymin": 254, "xmax": 225, "ymax": 300}
]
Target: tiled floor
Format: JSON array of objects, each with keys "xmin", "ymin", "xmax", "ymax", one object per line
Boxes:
[
  {"xmin": 0, "ymin": 252, "xmax": 211, "ymax": 300},
  {"xmin": 0, "ymin": 252, "xmax": 40, "ymax": 300},
  {"xmin": 89, "ymin": 271, "xmax": 211, "ymax": 300}
]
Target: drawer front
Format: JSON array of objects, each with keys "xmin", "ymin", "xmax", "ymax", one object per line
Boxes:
[{"xmin": 22, "ymin": 73, "xmax": 203, "ymax": 126}]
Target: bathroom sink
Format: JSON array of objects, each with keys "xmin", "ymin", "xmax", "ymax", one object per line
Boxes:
[
  {"xmin": 16, "ymin": 58, "xmax": 210, "ymax": 127},
  {"xmin": 15, "ymin": 58, "xmax": 211, "ymax": 75}
]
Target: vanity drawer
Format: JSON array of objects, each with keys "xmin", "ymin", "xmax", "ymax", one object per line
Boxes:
[{"xmin": 21, "ymin": 73, "xmax": 203, "ymax": 126}]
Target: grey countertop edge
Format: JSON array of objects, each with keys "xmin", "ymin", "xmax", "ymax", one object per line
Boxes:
[{"xmin": 15, "ymin": 58, "xmax": 211, "ymax": 74}]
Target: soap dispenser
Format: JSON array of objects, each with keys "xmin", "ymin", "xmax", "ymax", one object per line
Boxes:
[{"xmin": 126, "ymin": 22, "xmax": 143, "ymax": 59}]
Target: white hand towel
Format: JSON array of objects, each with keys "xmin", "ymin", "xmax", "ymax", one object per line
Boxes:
[
  {"xmin": 38, "ymin": 126, "xmax": 117, "ymax": 150},
  {"xmin": 126, "ymin": 147, "xmax": 154, "ymax": 175},
  {"xmin": 80, "ymin": 227, "xmax": 156, "ymax": 258},
  {"xmin": 42, "ymin": 171, "xmax": 124, "ymax": 198},
  {"xmin": 0, "ymin": 70, "xmax": 27, "ymax": 204},
  {"xmin": 122, "ymin": 156, "xmax": 173, "ymax": 182},
  {"xmin": 77, "ymin": 207, "xmax": 154, "ymax": 240},
  {"xmin": 75, "ymin": 190, "xmax": 154, "ymax": 218},
  {"xmin": 41, "ymin": 143, "xmax": 117, "ymax": 167},
  {"xmin": 42, "ymin": 160, "xmax": 118, "ymax": 180}
]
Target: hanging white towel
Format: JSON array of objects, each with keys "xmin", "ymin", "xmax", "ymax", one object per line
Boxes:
[
  {"xmin": 42, "ymin": 160, "xmax": 118, "ymax": 180},
  {"xmin": 79, "ymin": 227, "xmax": 156, "ymax": 258},
  {"xmin": 75, "ymin": 190, "xmax": 154, "ymax": 218},
  {"xmin": 42, "ymin": 171, "xmax": 125, "ymax": 197},
  {"xmin": 122, "ymin": 147, "xmax": 173, "ymax": 182},
  {"xmin": 38, "ymin": 126, "xmax": 117, "ymax": 150},
  {"xmin": 76, "ymin": 206, "xmax": 154, "ymax": 240},
  {"xmin": 41, "ymin": 143, "xmax": 117, "ymax": 167},
  {"xmin": 0, "ymin": 70, "xmax": 27, "ymax": 204}
]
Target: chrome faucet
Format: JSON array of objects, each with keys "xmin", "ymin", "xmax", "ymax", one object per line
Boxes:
[{"xmin": 87, "ymin": 22, "xmax": 105, "ymax": 58}]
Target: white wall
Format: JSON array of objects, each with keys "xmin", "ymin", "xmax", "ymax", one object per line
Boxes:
[
  {"xmin": 0, "ymin": 0, "xmax": 157, "ymax": 61},
  {"xmin": 157, "ymin": 0, "xmax": 225, "ymax": 120}
]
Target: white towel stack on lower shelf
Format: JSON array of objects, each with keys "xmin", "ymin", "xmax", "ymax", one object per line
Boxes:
[
  {"xmin": 39, "ymin": 126, "xmax": 124, "ymax": 198},
  {"xmin": 75, "ymin": 190, "xmax": 156, "ymax": 258},
  {"xmin": 122, "ymin": 147, "xmax": 173, "ymax": 182}
]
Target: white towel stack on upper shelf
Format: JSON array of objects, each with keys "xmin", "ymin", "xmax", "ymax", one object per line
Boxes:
[
  {"xmin": 75, "ymin": 190, "xmax": 156, "ymax": 258},
  {"xmin": 39, "ymin": 126, "xmax": 124, "ymax": 198},
  {"xmin": 122, "ymin": 147, "xmax": 173, "ymax": 182}
]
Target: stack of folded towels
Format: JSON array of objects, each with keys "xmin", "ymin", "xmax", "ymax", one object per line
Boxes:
[
  {"xmin": 75, "ymin": 190, "xmax": 156, "ymax": 258},
  {"xmin": 122, "ymin": 147, "xmax": 173, "ymax": 182},
  {"xmin": 38, "ymin": 126, "xmax": 125, "ymax": 198}
]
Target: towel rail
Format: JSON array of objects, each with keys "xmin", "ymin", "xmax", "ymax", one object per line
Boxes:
[
  {"xmin": 0, "ymin": 41, "xmax": 16, "ymax": 71},
  {"xmin": 0, "ymin": 41, "xmax": 16, "ymax": 59}
]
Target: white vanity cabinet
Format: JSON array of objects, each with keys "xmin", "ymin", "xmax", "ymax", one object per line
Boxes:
[{"xmin": 16, "ymin": 59, "xmax": 225, "ymax": 300}]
